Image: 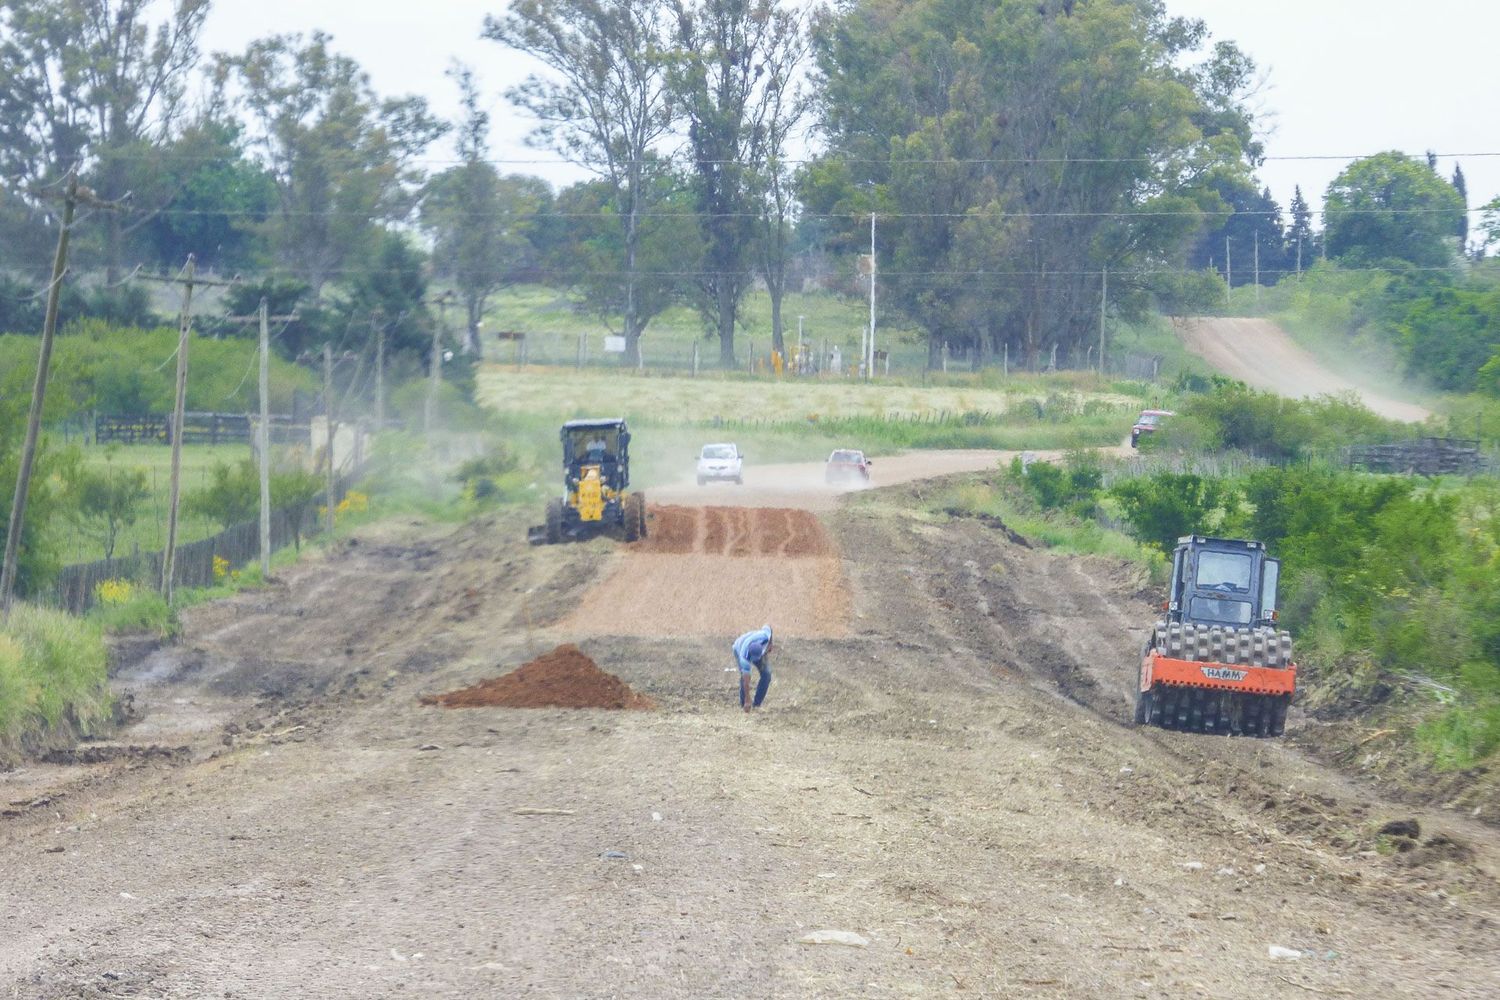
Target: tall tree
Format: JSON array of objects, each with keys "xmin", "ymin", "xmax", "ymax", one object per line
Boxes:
[
  {"xmin": 670, "ymin": 0, "xmax": 806, "ymax": 365},
  {"xmin": 421, "ymin": 67, "xmax": 551, "ymax": 354},
  {"xmin": 546, "ymin": 172, "xmax": 701, "ymax": 359},
  {"xmin": 485, "ymin": 0, "xmax": 676, "ymax": 367},
  {"xmin": 221, "ymin": 33, "xmax": 446, "ymax": 295},
  {"xmin": 1286, "ymin": 184, "xmax": 1316, "ymax": 270},
  {"xmin": 0, "ymin": 0, "xmax": 211, "ymax": 279},
  {"xmin": 807, "ymin": 0, "xmax": 1262, "ymax": 368},
  {"xmin": 1452, "ymin": 163, "xmax": 1469, "ymax": 249},
  {"xmin": 1324, "ymin": 151, "xmax": 1465, "ymax": 268},
  {"xmin": 752, "ymin": 14, "xmax": 811, "ymax": 360}
]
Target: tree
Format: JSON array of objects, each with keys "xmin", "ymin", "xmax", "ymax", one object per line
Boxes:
[
  {"xmin": 1188, "ymin": 179, "xmax": 1288, "ymax": 285},
  {"xmin": 546, "ymin": 173, "xmax": 700, "ymax": 360},
  {"xmin": 339, "ymin": 231, "xmax": 432, "ymax": 367},
  {"xmin": 1324, "ymin": 151, "xmax": 1465, "ymax": 268},
  {"xmin": 1480, "ymin": 197, "xmax": 1500, "ymax": 259},
  {"xmin": 66, "ymin": 452, "xmax": 149, "ymax": 561},
  {"xmin": 750, "ymin": 10, "xmax": 812, "ymax": 359},
  {"xmin": 807, "ymin": 0, "xmax": 1263, "ymax": 369},
  {"xmin": 670, "ymin": 0, "xmax": 807, "ymax": 365},
  {"xmin": 1286, "ymin": 185, "xmax": 1316, "ymax": 271},
  {"xmin": 130, "ymin": 118, "xmax": 277, "ymax": 270},
  {"xmin": 221, "ymin": 33, "xmax": 446, "ymax": 294},
  {"xmin": 1452, "ymin": 163, "xmax": 1470, "ymax": 251},
  {"xmin": 0, "ymin": 0, "xmax": 212, "ymax": 279},
  {"xmin": 485, "ymin": 0, "xmax": 677, "ymax": 367},
  {"xmin": 421, "ymin": 66, "xmax": 551, "ymax": 354}
]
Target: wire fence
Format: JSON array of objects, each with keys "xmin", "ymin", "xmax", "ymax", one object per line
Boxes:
[{"xmin": 48, "ymin": 471, "xmax": 358, "ymax": 615}]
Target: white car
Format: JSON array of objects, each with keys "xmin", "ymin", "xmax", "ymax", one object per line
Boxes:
[{"xmin": 696, "ymin": 443, "xmax": 743, "ymax": 485}]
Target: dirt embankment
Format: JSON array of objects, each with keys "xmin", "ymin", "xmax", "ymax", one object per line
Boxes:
[{"xmin": 1178, "ymin": 317, "xmax": 1431, "ymax": 422}]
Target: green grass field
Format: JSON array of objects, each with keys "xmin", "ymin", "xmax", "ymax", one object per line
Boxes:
[
  {"xmin": 63, "ymin": 442, "xmax": 259, "ymax": 564},
  {"xmin": 481, "ymin": 284, "xmax": 1193, "ymax": 380}
]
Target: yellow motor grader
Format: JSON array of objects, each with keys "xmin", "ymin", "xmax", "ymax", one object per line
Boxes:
[{"xmin": 528, "ymin": 418, "xmax": 646, "ymax": 544}]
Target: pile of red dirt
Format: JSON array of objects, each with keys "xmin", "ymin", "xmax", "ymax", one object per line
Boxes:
[
  {"xmin": 638, "ymin": 505, "xmax": 834, "ymax": 558},
  {"xmin": 420, "ymin": 644, "xmax": 654, "ymax": 710}
]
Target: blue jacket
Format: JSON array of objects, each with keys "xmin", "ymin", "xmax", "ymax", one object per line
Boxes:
[{"xmin": 732, "ymin": 627, "xmax": 773, "ymax": 674}]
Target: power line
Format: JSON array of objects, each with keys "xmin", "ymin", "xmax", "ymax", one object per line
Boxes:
[{"xmin": 59, "ymin": 149, "xmax": 1500, "ymax": 168}]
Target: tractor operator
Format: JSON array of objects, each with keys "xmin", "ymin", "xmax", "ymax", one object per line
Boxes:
[{"xmin": 732, "ymin": 624, "xmax": 773, "ymax": 712}]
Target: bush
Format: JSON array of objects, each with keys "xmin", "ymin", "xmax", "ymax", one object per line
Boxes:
[
  {"xmin": 1110, "ymin": 472, "xmax": 1232, "ymax": 554},
  {"xmin": 1008, "ymin": 452, "xmax": 1103, "ymax": 519}
]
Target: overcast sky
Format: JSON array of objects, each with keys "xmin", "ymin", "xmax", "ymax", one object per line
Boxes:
[{"xmin": 196, "ymin": 1, "xmax": 1500, "ymax": 219}]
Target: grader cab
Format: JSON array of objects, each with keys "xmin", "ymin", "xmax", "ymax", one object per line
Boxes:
[
  {"xmin": 1135, "ymin": 536, "xmax": 1296, "ymax": 737},
  {"xmin": 530, "ymin": 418, "xmax": 647, "ymax": 544}
]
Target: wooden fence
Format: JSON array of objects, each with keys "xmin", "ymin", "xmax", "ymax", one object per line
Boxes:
[
  {"xmin": 96, "ymin": 412, "xmax": 309, "ymax": 447},
  {"xmin": 1347, "ymin": 437, "xmax": 1486, "ymax": 476},
  {"xmin": 48, "ymin": 474, "xmax": 357, "ymax": 615}
]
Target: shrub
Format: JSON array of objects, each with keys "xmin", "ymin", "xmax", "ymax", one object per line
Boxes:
[{"xmin": 1110, "ymin": 472, "xmax": 1232, "ymax": 554}]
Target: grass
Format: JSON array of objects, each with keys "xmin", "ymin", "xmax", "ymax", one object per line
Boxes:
[
  {"xmin": 476, "ymin": 364, "xmax": 1141, "ymax": 426},
  {"xmin": 485, "ymin": 284, "xmax": 930, "ymax": 372},
  {"xmin": 930, "ymin": 475, "xmax": 1167, "ymax": 581},
  {"xmin": 63, "ymin": 441, "xmax": 259, "ymax": 565},
  {"xmin": 482, "ymin": 284, "xmax": 1205, "ymax": 382},
  {"xmin": 0, "ymin": 604, "xmax": 112, "ymax": 748}
]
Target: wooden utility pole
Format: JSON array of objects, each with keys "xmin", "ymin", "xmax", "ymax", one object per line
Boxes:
[
  {"xmin": 867, "ymin": 213, "xmax": 877, "ymax": 381},
  {"xmin": 223, "ymin": 301, "xmax": 297, "ymax": 580},
  {"xmin": 372, "ymin": 312, "xmax": 386, "ymax": 431},
  {"xmin": 2, "ymin": 171, "xmax": 81, "ymax": 616},
  {"xmin": 1099, "ymin": 266, "xmax": 1108, "ymax": 373},
  {"xmin": 259, "ymin": 300, "xmax": 272, "ymax": 577},
  {"xmin": 427, "ymin": 293, "xmax": 453, "ymax": 436},
  {"xmin": 323, "ymin": 344, "xmax": 337, "ymax": 535},
  {"xmin": 1253, "ymin": 233, "xmax": 1261, "ymax": 309},
  {"xmin": 141, "ymin": 257, "xmax": 233, "ymax": 602},
  {"xmin": 1225, "ymin": 237, "xmax": 1233, "ymax": 310}
]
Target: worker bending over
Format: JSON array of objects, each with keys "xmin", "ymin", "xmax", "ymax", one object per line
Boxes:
[{"xmin": 732, "ymin": 624, "xmax": 773, "ymax": 712}]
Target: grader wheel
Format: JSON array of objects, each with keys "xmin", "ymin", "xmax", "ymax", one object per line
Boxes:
[{"xmin": 623, "ymin": 493, "xmax": 646, "ymax": 542}]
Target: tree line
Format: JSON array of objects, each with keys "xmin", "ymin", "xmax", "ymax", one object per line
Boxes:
[{"xmin": 0, "ymin": 0, "xmax": 1495, "ymax": 375}]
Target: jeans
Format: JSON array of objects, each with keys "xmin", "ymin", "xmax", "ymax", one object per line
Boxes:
[{"xmin": 738, "ymin": 660, "xmax": 771, "ymax": 708}]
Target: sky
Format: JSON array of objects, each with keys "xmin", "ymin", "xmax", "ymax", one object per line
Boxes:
[{"xmin": 195, "ymin": 0, "xmax": 1500, "ymax": 219}]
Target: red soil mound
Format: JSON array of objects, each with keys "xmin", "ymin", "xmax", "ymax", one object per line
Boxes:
[
  {"xmin": 421, "ymin": 644, "xmax": 653, "ymax": 710},
  {"xmin": 638, "ymin": 505, "xmax": 834, "ymax": 558}
]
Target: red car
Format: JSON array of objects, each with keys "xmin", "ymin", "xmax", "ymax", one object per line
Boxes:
[
  {"xmin": 825, "ymin": 448, "xmax": 872, "ymax": 484},
  {"xmin": 1131, "ymin": 409, "xmax": 1174, "ymax": 448}
]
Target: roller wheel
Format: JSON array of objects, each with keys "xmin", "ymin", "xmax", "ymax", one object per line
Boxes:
[
  {"xmin": 1134, "ymin": 640, "xmax": 1153, "ymax": 725},
  {"xmin": 544, "ymin": 498, "xmax": 564, "ymax": 545},
  {"xmin": 623, "ymin": 493, "xmax": 645, "ymax": 542},
  {"xmin": 1269, "ymin": 696, "xmax": 1289, "ymax": 737}
]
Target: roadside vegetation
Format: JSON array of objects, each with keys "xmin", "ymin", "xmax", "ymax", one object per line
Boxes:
[
  {"xmin": 940, "ymin": 382, "xmax": 1500, "ymax": 772},
  {"xmin": 0, "ymin": 605, "xmax": 111, "ymax": 752}
]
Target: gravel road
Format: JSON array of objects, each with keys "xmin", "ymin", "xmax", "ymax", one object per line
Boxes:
[{"xmin": 2, "ymin": 459, "xmax": 1495, "ymax": 998}]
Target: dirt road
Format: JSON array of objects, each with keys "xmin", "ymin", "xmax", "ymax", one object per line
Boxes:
[
  {"xmin": 1178, "ymin": 317, "xmax": 1431, "ymax": 422},
  {"xmin": 3, "ymin": 461, "xmax": 1496, "ymax": 998}
]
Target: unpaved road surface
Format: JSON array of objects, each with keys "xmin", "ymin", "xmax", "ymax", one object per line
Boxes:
[
  {"xmin": 1179, "ymin": 317, "xmax": 1431, "ymax": 422},
  {"xmin": 3, "ymin": 459, "xmax": 1497, "ymax": 998}
]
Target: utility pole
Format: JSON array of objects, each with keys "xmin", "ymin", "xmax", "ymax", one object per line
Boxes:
[
  {"xmin": 1225, "ymin": 237, "xmax": 1233, "ymax": 310},
  {"xmin": 1099, "ymin": 266, "xmax": 1108, "ymax": 373},
  {"xmin": 428, "ymin": 292, "xmax": 453, "ymax": 437},
  {"xmin": 323, "ymin": 344, "xmax": 336, "ymax": 535},
  {"xmin": 868, "ymin": 213, "xmax": 877, "ymax": 381},
  {"xmin": 1296, "ymin": 234, "xmax": 1303, "ymax": 278},
  {"xmin": 223, "ymin": 300, "xmax": 298, "ymax": 581},
  {"xmin": 2, "ymin": 170, "xmax": 95, "ymax": 615},
  {"xmin": 259, "ymin": 300, "xmax": 272, "ymax": 578},
  {"xmin": 1253, "ymin": 233, "xmax": 1261, "ymax": 309},
  {"xmin": 372, "ymin": 312, "xmax": 386, "ymax": 431},
  {"xmin": 139, "ymin": 256, "xmax": 233, "ymax": 603}
]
